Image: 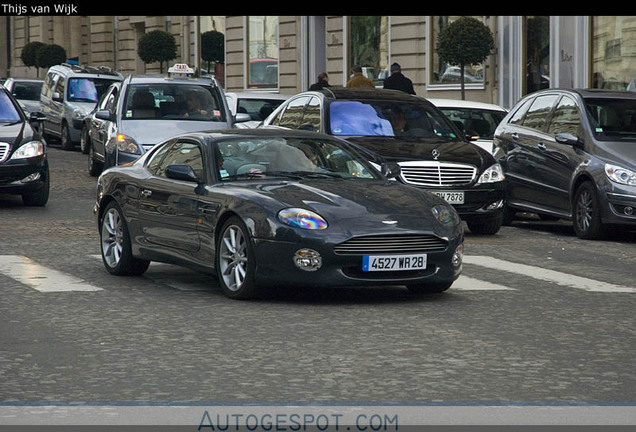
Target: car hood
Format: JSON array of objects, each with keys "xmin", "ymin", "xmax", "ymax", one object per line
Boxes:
[
  {"xmin": 122, "ymin": 120, "xmax": 229, "ymax": 146},
  {"xmin": 230, "ymin": 178, "xmax": 457, "ymax": 233},
  {"xmin": 594, "ymin": 140, "xmax": 636, "ymax": 168},
  {"xmin": 67, "ymin": 101, "xmax": 97, "ymax": 115},
  {"xmin": 0, "ymin": 120, "xmax": 27, "ymax": 147},
  {"xmin": 344, "ymin": 136, "xmax": 492, "ymax": 167}
]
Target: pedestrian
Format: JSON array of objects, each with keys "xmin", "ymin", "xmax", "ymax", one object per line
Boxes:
[
  {"xmin": 309, "ymin": 72, "xmax": 330, "ymax": 90},
  {"xmin": 346, "ymin": 65, "xmax": 374, "ymax": 89},
  {"xmin": 383, "ymin": 62, "xmax": 415, "ymax": 95}
]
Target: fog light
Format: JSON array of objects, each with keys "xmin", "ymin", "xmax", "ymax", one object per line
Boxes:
[
  {"xmin": 12, "ymin": 172, "xmax": 41, "ymax": 184},
  {"xmin": 625, "ymin": 206, "xmax": 634, "ymax": 216},
  {"xmin": 452, "ymin": 244, "xmax": 464, "ymax": 268},
  {"xmin": 294, "ymin": 248, "xmax": 322, "ymax": 271},
  {"xmin": 485, "ymin": 199, "xmax": 504, "ymax": 210}
]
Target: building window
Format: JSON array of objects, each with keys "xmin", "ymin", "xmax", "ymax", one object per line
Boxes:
[
  {"xmin": 247, "ymin": 16, "xmax": 279, "ymax": 89},
  {"xmin": 430, "ymin": 16, "xmax": 486, "ymax": 88},
  {"xmin": 348, "ymin": 16, "xmax": 389, "ymax": 87},
  {"xmin": 592, "ymin": 16, "xmax": 636, "ymax": 91},
  {"xmin": 525, "ymin": 16, "xmax": 550, "ymax": 94}
]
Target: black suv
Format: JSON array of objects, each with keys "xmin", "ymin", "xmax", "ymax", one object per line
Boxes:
[
  {"xmin": 0, "ymin": 83, "xmax": 49, "ymax": 206},
  {"xmin": 262, "ymin": 87, "xmax": 506, "ymax": 234},
  {"xmin": 493, "ymin": 88, "xmax": 636, "ymax": 239}
]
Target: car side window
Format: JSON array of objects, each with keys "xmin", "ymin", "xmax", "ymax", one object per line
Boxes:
[
  {"xmin": 547, "ymin": 96, "xmax": 582, "ymax": 136},
  {"xmin": 277, "ymin": 96, "xmax": 310, "ymax": 129},
  {"xmin": 152, "ymin": 141, "xmax": 204, "ymax": 180},
  {"xmin": 508, "ymin": 98, "xmax": 533, "ymax": 126},
  {"xmin": 301, "ymin": 97, "xmax": 321, "ymax": 131},
  {"xmin": 522, "ymin": 95, "xmax": 559, "ymax": 131}
]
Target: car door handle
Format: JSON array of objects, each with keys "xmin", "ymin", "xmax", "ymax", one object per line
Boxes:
[
  {"xmin": 537, "ymin": 142, "xmax": 547, "ymax": 151},
  {"xmin": 511, "ymin": 132, "xmax": 519, "ymax": 140},
  {"xmin": 140, "ymin": 189, "xmax": 152, "ymax": 198}
]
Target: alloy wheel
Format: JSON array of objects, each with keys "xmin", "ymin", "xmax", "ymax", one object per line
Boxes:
[
  {"xmin": 101, "ymin": 207, "xmax": 123, "ymax": 269},
  {"xmin": 575, "ymin": 188, "xmax": 593, "ymax": 233},
  {"xmin": 218, "ymin": 224, "xmax": 248, "ymax": 292}
]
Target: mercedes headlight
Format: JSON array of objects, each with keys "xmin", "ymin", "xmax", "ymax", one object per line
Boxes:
[
  {"xmin": 278, "ymin": 208, "xmax": 328, "ymax": 230},
  {"xmin": 605, "ymin": 164, "xmax": 636, "ymax": 186},
  {"xmin": 10, "ymin": 141, "xmax": 44, "ymax": 159},
  {"xmin": 477, "ymin": 163, "xmax": 505, "ymax": 184}
]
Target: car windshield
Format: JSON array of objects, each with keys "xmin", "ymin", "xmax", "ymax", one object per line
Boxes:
[
  {"xmin": 123, "ymin": 83, "xmax": 225, "ymax": 121},
  {"xmin": 328, "ymin": 100, "xmax": 459, "ymax": 140},
  {"xmin": 438, "ymin": 107, "xmax": 506, "ymax": 140},
  {"xmin": 215, "ymin": 137, "xmax": 381, "ymax": 181},
  {"xmin": 0, "ymin": 91, "xmax": 21, "ymax": 122},
  {"xmin": 11, "ymin": 81, "xmax": 43, "ymax": 101},
  {"xmin": 585, "ymin": 97, "xmax": 636, "ymax": 142},
  {"xmin": 67, "ymin": 78, "xmax": 117, "ymax": 103}
]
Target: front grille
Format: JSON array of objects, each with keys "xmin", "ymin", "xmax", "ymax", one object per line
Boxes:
[
  {"xmin": 399, "ymin": 161, "xmax": 476, "ymax": 186},
  {"xmin": 0, "ymin": 143, "xmax": 10, "ymax": 162},
  {"xmin": 334, "ymin": 234, "xmax": 447, "ymax": 255}
]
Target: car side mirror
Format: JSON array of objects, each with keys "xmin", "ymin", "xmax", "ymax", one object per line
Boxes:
[
  {"xmin": 381, "ymin": 162, "xmax": 401, "ymax": 179},
  {"xmin": 52, "ymin": 92, "xmax": 63, "ymax": 102},
  {"xmin": 234, "ymin": 113, "xmax": 251, "ymax": 123},
  {"xmin": 95, "ymin": 109, "xmax": 116, "ymax": 122},
  {"xmin": 165, "ymin": 164, "xmax": 200, "ymax": 183},
  {"xmin": 555, "ymin": 133, "xmax": 583, "ymax": 148}
]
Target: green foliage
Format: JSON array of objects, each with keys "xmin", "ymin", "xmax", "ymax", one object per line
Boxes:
[
  {"xmin": 436, "ymin": 17, "xmax": 494, "ymax": 99},
  {"xmin": 21, "ymin": 41, "xmax": 46, "ymax": 69},
  {"xmin": 201, "ymin": 30, "xmax": 225, "ymax": 73},
  {"xmin": 35, "ymin": 44, "xmax": 67, "ymax": 69},
  {"xmin": 137, "ymin": 30, "xmax": 177, "ymax": 72}
]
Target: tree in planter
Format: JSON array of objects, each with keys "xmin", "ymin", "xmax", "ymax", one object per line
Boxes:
[
  {"xmin": 137, "ymin": 30, "xmax": 177, "ymax": 73},
  {"xmin": 35, "ymin": 44, "xmax": 67, "ymax": 70},
  {"xmin": 436, "ymin": 17, "xmax": 494, "ymax": 100},
  {"xmin": 201, "ymin": 30, "xmax": 224, "ymax": 76},
  {"xmin": 21, "ymin": 41, "xmax": 46, "ymax": 76}
]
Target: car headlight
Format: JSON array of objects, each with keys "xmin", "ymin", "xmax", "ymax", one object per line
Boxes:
[
  {"xmin": 605, "ymin": 163, "xmax": 636, "ymax": 186},
  {"xmin": 73, "ymin": 108, "xmax": 87, "ymax": 120},
  {"xmin": 114, "ymin": 134, "xmax": 140, "ymax": 154},
  {"xmin": 10, "ymin": 140, "xmax": 44, "ymax": 159},
  {"xmin": 278, "ymin": 208, "xmax": 328, "ymax": 230},
  {"xmin": 431, "ymin": 204, "xmax": 460, "ymax": 225},
  {"xmin": 477, "ymin": 163, "xmax": 505, "ymax": 184}
]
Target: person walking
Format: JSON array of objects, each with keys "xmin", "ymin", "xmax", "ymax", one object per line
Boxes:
[
  {"xmin": 383, "ymin": 62, "xmax": 415, "ymax": 95},
  {"xmin": 309, "ymin": 72, "xmax": 330, "ymax": 90},
  {"xmin": 346, "ymin": 65, "xmax": 374, "ymax": 88}
]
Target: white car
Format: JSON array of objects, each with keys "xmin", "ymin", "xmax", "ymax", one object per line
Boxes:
[
  {"xmin": 428, "ymin": 98, "xmax": 507, "ymax": 154},
  {"xmin": 225, "ymin": 91, "xmax": 289, "ymax": 128}
]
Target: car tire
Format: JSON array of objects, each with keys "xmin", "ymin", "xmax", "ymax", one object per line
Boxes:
[
  {"xmin": 21, "ymin": 169, "xmax": 50, "ymax": 206},
  {"xmin": 88, "ymin": 142, "xmax": 103, "ymax": 177},
  {"xmin": 466, "ymin": 214, "xmax": 502, "ymax": 235},
  {"xmin": 502, "ymin": 203, "xmax": 516, "ymax": 226},
  {"xmin": 60, "ymin": 122, "xmax": 74, "ymax": 150},
  {"xmin": 573, "ymin": 181, "xmax": 605, "ymax": 239},
  {"xmin": 80, "ymin": 126, "xmax": 90, "ymax": 154},
  {"xmin": 407, "ymin": 281, "xmax": 453, "ymax": 294},
  {"xmin": 100, "ymin": 201, "xmax": 150, "ymax": 276},
  {"xmin": 215, "ymin": 216, "xmax": 258, "ymax": 299}
]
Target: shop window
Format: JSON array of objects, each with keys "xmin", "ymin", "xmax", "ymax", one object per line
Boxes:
[
  {"xmin": 430, "ymin": 16, "xmax": 487, "ymax": 87},
  {"xmin": 592, "ymin": 17, "xmax": 636, "ymax": 91},
  {"xmin": 247, "ymin": 16, "xmax": 279, "ymax": 89},
  {"xmin": 525, "ymin": 16, "xmax": 550, "ymax": 94},
  {"xmin": 348, "ymin": 16, "xmax": 389, "ymax": 87}
]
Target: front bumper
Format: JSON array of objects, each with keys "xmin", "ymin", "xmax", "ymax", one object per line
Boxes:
[
  {"xmin": 250, "ymin": 234, "xmax": 464, "ymax": 289},
  {"xmin": 0, "ymin": 155, "xmax": 48, "ymax": 195},
  {"xmin": 602, "ymin": 183, "xmax": 636, "ymax": 226}
]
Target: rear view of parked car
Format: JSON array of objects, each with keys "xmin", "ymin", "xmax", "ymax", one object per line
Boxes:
[{"xmin": 494, "ymin": 88, "xmax": 636, "ymax": 239}]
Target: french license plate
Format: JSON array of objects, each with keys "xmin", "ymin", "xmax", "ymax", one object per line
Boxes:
[
  {"xmin": 362, "ymin": 254, "xmax": 427, "ymax": 271},
  {"xmin": 432, "ymin": 191, "xmax": 464, "ymax": 204}
]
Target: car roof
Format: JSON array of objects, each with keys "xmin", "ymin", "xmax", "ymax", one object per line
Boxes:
[
  {"xmin": 126, "ymin": 74, "xmax": 220, "ymax": 87},
  {"xmin": 49, "ymin": 64, "xmax": 123, "ymax": 80},
  {"xmin": 225, "ymin": 91, "xmax": 289, "ymax": 100},
  {"xmin": 427, "ymin": 98, "xmax": 507, "ymax": 112},
  {"xmin": 524, "ymin": 88, "xmax": 636, "ymax": 101},
  {"xmin": 180, "ymin": 127, "xmax": 344, "ymax": 142},
  {"xmin": 314, "ymin": 86, "xmax": 423, "ymax": 102}
]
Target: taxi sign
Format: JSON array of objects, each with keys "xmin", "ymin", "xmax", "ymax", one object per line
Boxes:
[{"xmin": 168, "ymin": 63, "xmax": 195, "ymax": 77}]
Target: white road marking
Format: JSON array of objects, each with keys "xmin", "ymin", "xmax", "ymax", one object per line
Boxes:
[
  {"xmin": 0, "ymin": 255, "xmax": 103, "ymax": 292},
  {"xmin": 464, "ymin": 255, "xmax": 636, "ymax": 293},
  {"xmin": 452, "ymin": 275, "xmax": 515, "ymax": 291}
]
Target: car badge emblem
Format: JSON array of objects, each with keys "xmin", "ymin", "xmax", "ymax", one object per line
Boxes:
[
  {"xmin": 382, "ymin": 220, "xmax": 398, "ymax": 225},
  {"xmin": 432, "ymin": 149, "xmax": 440, "ymax": 160}
]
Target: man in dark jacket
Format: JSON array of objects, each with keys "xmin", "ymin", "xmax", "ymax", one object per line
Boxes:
[{"xmin": 383, "ymin": 62, "xmax": 415, "ymax": 95}]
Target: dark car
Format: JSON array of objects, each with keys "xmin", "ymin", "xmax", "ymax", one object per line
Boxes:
[
  {"xmin": 261, "ymin": 88, "xmax": 506, "ymax": 235},
  {"xmin": 493, "ymin": 88, "xmax": 636, "ymax": 239},
  {"xmin": 0, "ymin": 83, "xmax": 49, "ymax": 206},
  {"xmin": 95, "ymin": 129, "xmax": 464, "ymax": 299},
  {"xmin": 84, "ymin": 64, "xmax": 240, "ymax": 176}
]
